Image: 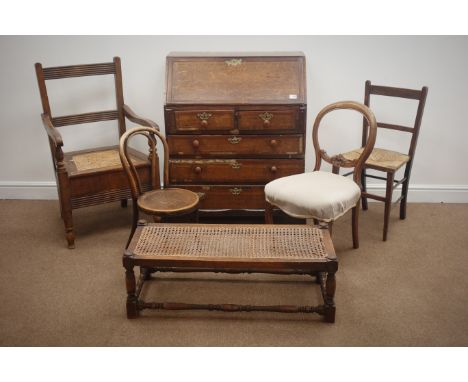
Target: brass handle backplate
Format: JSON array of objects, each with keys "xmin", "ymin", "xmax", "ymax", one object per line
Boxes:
[
  {"xmin": 231, "ymin": 162, "xmax": 241, "ymax": 170},
  {"xmin": 229, "ymin": 188, "xmax": 242, "ymax": 196},
  {"xmin": 197, "ymin": 112, "xmax": 212, "ymax": 121},
  {"xmin": 228, "ymin": 136, "xmax": 242, "ymax": 144},
  {"xmin": 259, "ymin": 112, "xmax": 273, "ymax": 125}
]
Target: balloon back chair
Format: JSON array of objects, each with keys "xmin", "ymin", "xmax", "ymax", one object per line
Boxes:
[
  {"xmin": 265, "ymin": 101, "xmax": 377, "ymax": 249},
  {"xmin": 119, "ymin": 126, "xmax": 200, "ymax": 248}
]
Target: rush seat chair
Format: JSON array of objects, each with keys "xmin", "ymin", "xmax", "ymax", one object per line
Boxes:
[{"xmin": 341, "ymin": 81, "xmax": 428, "ymax": 241}]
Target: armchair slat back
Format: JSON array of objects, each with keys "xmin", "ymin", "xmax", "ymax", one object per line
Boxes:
[{"xmin": 35, "ymin": 56, "xmax": 126, "ymax": 137}]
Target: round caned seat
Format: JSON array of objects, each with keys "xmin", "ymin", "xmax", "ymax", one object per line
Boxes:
[{"xmin": 137, "ymin": 188, "xmax": 199, "ymax": 216}]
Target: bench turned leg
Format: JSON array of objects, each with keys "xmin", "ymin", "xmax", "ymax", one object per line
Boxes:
[
  {"xmin": 324, "ymin": 272, "xmax": 336, "ymax": 323},
  {"xmin": 125, "ymin": 264, "xmax": 139, "ymax": 319}
]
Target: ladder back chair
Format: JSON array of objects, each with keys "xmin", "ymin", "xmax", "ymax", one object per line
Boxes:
[
  {"xmin": 35, "ymin": 57, "xmax": 159, "ymax": 248},
  {"xmin": 265, "ymin": 101, "xmax": 377, "ymax": 249},
  {"xmin": 119, "ymin": 126, "xmax": 200, "ymax": 248},
  {"xmin": 341, "ymin": 81, "xmax": 428, "ymax": 241}
]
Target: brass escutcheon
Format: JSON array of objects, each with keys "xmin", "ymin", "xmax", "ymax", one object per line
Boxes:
[
  {"xmin": 197, "ymin": 112, "xmax": 212, "ymax": 121},
  {"xmin": 229, "ymin": 188, "xmax": 242, "ymax": 196},
  {"xmin": 227, "ymin": 136, "xmax": 242, "ymax": 144},
  {"xmin": 225, "ymin": 58, "xmax": 242, "ymax": 67},
  {"xmin": 231, "ymin": 162, "xmax": 241, "ymax": 170},
  {"xmin": 259, "ymin": 112, "xmax": 274, "ymax": 122}
]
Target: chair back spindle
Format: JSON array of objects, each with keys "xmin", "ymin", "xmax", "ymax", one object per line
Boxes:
[{"xmin": 119, "ymin": 127, "xmax": 169, "ymax": 200}]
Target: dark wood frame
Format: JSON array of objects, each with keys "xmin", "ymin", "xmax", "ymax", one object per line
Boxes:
[
  {"xmin": 35, "ymin": 57, "xmax": 159, "ymax": 248},
  {"xmin": 359, "ymin": 81, "xmax": 428, "ymax": 241},
  {"xmin": 266, "ymin": 101, "xmax": 377, "ymax": 249},
  {"xmin": 124, "ymin": 222, "xmax": 338, "ymax": 323}
]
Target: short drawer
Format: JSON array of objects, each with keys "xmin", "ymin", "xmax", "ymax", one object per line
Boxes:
[
  {"xmin": 169, "ymin": 159, "xmax": 304, "ymax": 184},
  {"xmin": 174, "ymin": 185, "xmax": 266, "ymax": 210},
  {"xmin": 171, "ymin": 110, "xmax": 235, "ymax": 132},
  {"xmin": 237, "ymin": 110, "xmax": 298, "ymax": 131},
  {"xmin": 168, "ymin": 135, "xmax": 304, "ymax": 158}
]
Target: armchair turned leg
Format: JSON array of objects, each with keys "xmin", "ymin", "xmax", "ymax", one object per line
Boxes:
[
  {"xmin": 61, "ymin": 203, "xmax": 75, "ymax": 249},
  {"xmin": 265, "ymin": 201, "xmax": 274, "ymax": 224},
  {"xmin": 58, "ymin": 172, "xmax": 75, "ymax": 249}
]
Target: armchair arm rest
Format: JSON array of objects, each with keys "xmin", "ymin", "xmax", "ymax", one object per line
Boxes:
[
  {"xmin": 41, "ymin": 114, "xmax": 63, "ymax": 147},
  {"xmin": 123, "ymin": 104, "xmax": 160, "ymax": 130}
]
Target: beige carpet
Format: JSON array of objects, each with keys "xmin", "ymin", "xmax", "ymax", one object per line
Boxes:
[{"xmin": 0, "ymin": 200, "xmax": 467, "ymax": 346}]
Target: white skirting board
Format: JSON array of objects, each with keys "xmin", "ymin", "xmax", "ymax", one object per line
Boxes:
[{"xmin": 0, "ymin": 181, "xmax": 467, "ymax": 203}]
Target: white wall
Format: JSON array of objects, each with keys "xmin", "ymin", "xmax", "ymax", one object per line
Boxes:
[{"xmin": 0, "ymin": 36, "xmax": 467, "ymax": 201}]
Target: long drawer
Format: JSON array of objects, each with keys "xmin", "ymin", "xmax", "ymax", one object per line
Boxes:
[
  {"xmin": 175, "ymin": 185, "xmax": 266, "ymax": 210},
  {"xmin": 169, "ymin": 159, "xmax": 304, "ymax": 184},
  {"xmin": 168, "ymin": 134, "xmax": 304, "ymax": 158}
]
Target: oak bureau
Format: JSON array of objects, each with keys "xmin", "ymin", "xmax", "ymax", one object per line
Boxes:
[{"xmin": 164, "ymin": 52, "xmax": 307, "ymax": 213}]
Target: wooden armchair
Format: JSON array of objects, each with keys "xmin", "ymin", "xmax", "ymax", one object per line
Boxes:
[{"xmin": 35, "ymin": 57, "xmax": 158, "ymax": 248}]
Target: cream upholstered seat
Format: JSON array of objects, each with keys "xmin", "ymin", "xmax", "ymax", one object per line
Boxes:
[
  {"xmin": 264, "ymin": 100, "xmax": 377, "ymax": 249},
  {"xmin": 265, "ymin": 171, "xmax": 361, "ymax": 222}
]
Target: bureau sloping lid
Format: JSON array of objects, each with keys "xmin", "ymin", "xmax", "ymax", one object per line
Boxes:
[{"xmin": 166, "ymin": 52, "xmax": 306, "ymax": 105}]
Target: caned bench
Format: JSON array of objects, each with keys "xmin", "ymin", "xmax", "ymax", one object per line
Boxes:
[{"xmin": 123, "ymin": 222, "xmax": 338, "ymax": 323}]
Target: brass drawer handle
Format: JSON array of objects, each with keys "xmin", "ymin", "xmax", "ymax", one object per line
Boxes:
[
  {"xmin": 259, "ymin": 112, "xmax": 273, "ymax": 126},
  {"xmin": 229, "ymin": 188, "xmax": 242, "ymax": 196},
  {"xmin": 270, "ymin": 139, "xmax": 278, "ymax": 147},
  {"xmin": 231, "ymin": 162, "xmax": 241, "ymax": 170},
  {"xmin": 192, "ymin": 139, "xmax": 200, "ymax": 148},
  {"xmin": 194, "ymin": 166, "xmax": 202, "ymax": 174},
  {"xmin": 228, "ymin": 136, "xmax": 242, "ymax": 144},
  {"xmin": 270, "ymin": 166, "xmax": 277, "ymax": 173},
  {"xmin": 197, "ymin": 112, "xmax": 212, "ymax": 127}
]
